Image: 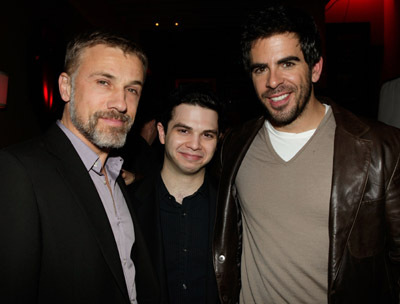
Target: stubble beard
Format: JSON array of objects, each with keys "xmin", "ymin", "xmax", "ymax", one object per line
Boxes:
[
  {"xmin": 261, "ymin": 73, "xmax": 313, "ymax": 128},
  {"xmin": 69, "ymin": 84, "xmax": 134, "ymax": 149}
]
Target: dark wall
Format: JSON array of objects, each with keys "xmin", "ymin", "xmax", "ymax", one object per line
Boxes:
[
  {"xmin": 0, "ymin": 0, "xmax": 326, "ymax": 147},
  {"xmin": 0, "ymin": 2, "xmax": 41, "ymax": 148}
]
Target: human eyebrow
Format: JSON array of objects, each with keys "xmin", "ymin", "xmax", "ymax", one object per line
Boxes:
[
  {"xmin": 126, "ymin": 80, "xmax": 144, "ymax": 87},
  {"xmin": 203, "ymin": 129, "xmax": 218, "ymax": 136},
  {"xmin": 277, "ymin": 56, "xmax": 301, "ymax": 65},
  {"xmin": 250, "ymin": 63, "xmax": 268, "ymax": 72},
  {"xmin": 89, "ymin": 72, "xmax": 143, "ymax": 87},
  {"xmin": 172, "ymin": 123, "xmax": 192, "ymax": 130},
  {"xmin": 89, "ymin": 72, "xmax": 115, "ymax": 79}
]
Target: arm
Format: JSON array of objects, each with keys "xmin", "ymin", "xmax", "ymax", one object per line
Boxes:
[
  {"xmin": 386, "ymin": 149, "xmax": 400, "ymax": 300},
  {"xmin": 385, "ymin": 138, "xmax": 400, "ymax": 303},
  {"xmin": 0, "ymin": 151, "xmax": 41, "ymax": 302}
]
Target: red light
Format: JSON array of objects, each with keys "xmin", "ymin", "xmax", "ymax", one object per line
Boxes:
[
  {"xmin": 43, "ymin": 81, "xmax": 49, "ymax": 107},
  {"xmin": 42, "ymin": 73, "xmax": 53, "ymax": 110},
  {"xmin": 49, "ymin": 87, "xmax": 53, "ymax": 108}
]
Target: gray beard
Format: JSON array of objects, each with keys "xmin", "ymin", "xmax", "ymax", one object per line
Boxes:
[{"xmin": 69, "ymin": 86, "xmax": 133, "ymax": 149}]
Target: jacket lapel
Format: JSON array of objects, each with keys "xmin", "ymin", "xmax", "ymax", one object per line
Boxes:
[
  {"xmin": 123, "ymin": 176, "xmax": 161, "ymax": 303},
  {"xmin": 131, "ymin": 176, "xmax": 168, "ymax": 298},
  {"xmin": 43, "ymin": 124, "xmax": 129, "ymax": 300},
  {"xmin": 207, "ymin": 178, "xmax": 219, "ymax": 303},
  {"xmin": 328, "ymin": 103, "xmax": 372, "ymax": 290}
]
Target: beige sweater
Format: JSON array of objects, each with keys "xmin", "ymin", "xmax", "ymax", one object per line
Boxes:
[{"xmin": 236, "ymin": 109, "xmax": 336, "ymax": 303}]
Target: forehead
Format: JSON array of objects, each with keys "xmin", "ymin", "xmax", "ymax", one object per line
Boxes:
[
  {"xmin": 170, "ymin": 104, "xmax": 218, "ymax": 127},
  {"xmin": 76, "ymin": 44, "xmax": 145, "ymax": 77},
  {"xmin": 250, "ymin": 33, "xmax": 304, "ymax": 62}
]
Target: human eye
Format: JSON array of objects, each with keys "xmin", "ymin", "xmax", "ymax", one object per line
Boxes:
[
  {"xmin": 97, "ymin": 79, "xmax": 110, "ymax": 86},
  {"xmin": 177, "ymin": 128, "xmax": 188, "ymax": 134},
  {"xmin": 252, "ymin": 66, "xmax": 266, "ymax": 75},
  {"xmin": 203, "ymin": 132, "xmax": 216, "ymax": 139},
  {"xmin": 282, "ymin": 61, "xmax": 295, "ymax": 68},
  {"xmin": 127, "ymin": 87, "xmax": 139, "ymax": 95}
]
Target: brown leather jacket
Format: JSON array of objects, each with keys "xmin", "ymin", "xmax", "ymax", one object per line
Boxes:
[{"xmin": 213, "ymin": 101, "xmax": 400, "ymax": 303}]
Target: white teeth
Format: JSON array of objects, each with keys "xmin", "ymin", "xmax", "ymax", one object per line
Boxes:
[{"xmin": 271, "ymin": 93, "xmax": 289, "ymax": 102}]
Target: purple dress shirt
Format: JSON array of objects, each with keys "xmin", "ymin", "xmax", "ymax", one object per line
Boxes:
[{"xmin": 57, "ymin": 121, "xmax": 137, "ymax": 304}]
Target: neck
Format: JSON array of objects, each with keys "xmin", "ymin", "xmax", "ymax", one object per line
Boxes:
[
  {"xmin": 274, "ymin": 96, "xmax": 325, "ymax": 133},
  {"xmin": 60, "ymin": 115, "xmax": 110, "ymax": 171},
  {"xmin": 160, "ymin": 166, "xmax": 205, "ymax": 204}
]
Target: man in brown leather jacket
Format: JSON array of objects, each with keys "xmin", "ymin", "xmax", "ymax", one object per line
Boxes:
[{"xmin": 213, "ymin": 5, "xmax": 400, "ymax": 304}]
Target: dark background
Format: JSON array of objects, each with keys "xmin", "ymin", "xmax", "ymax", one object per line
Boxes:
[{"xmin": 0, "ymin": 0, "xmax": 399, "ymax": 148}]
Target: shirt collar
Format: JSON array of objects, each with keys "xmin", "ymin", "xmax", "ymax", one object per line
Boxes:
[
  {"xmin": 157, "ymin": 172, "xmax": 209, "ymax": 199},
  {"xmin": 56, "ymin": 120, "xmax": 124, "ymax": 177}
]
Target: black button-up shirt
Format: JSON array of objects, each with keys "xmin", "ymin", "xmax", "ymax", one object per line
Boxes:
[{"xmin": 158, "ymin": 175, "xmax": 211, "ymax": 304}]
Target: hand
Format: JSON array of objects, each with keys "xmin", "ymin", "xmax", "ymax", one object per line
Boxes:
[
  {"xmin": 140, "ymin": 119, "xmax": 158, "ymax": 145},
  {"xmin": 121, "ymin": 169, "xmax": 135, "ymax": 185}
]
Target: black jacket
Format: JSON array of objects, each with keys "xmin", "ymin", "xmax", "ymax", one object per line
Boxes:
[{"xmin": 0, "ymin": 124, "xmax": 160, "ymax": 304}]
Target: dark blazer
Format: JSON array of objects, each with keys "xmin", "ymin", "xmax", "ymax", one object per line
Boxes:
[
  {"xmin": 0, "ymin": 124, "xmax": 160, "ymax": 304},
  {"xmin": 214, "ymin": 101, "xmax": 400, "ymax": 304},
  {"xmin": 129, "ymin": 173, "xmax": 220, "ymax": 304}
]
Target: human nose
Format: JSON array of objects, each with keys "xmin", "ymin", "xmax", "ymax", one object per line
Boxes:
[
  {"xmin": 107, "ymin": 89, "xmax": 127, "ymax": 113},
  {"xmin": 266, "ymin": 68, "xmax": 283, "ymax": 89},
  {"xmin": 186, "ymin": 135, "xmax": 201, "ymax": 150}
]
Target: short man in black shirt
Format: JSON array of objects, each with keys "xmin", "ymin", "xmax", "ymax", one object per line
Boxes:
[{"xmin": 130, "ymin": 86, "xmax": 221, "ymax": 303}]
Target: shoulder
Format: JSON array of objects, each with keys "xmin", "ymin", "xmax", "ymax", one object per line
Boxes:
[
  {"xmin": 0, "ymin": 139, "xmax": 46, "ymax": 209},
  {"xmin": 1, "ymin": 123, "xmax": 71, "ymax": 164},
  {"xmin": 326, "ymin": 98, "xmax": 400, "ymax": 146},
  {"xmin": 364, "ymin": 118, "xmax": 400, "ymax": 143},
  {"xmin": 220, "ymin": 116, "xmax": 264, "ymax": 165},
  {"xmin": 127, "ymin": 173, "xmax": 159, "ymax": 207},
  {"xmin": 1, "ymin": 136, "xmax": 48, "ymax": 170},
  {"xmin": 223, "ymin": 117, "xmax": 264, "ymax": 147},
  {"xmin": 329, "ymin": 100, "xmax": 400, "ymax": 166}
]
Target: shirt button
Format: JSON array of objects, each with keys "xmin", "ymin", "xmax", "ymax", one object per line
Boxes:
[
  {"xmin": 183, "ymin": 248, "xmax": 188, "ymax": 253},
  {"xmin": 218, "ymin": 255, "xmax": 226, "ymax": 263},
  {"xmin": 182, "ymin": 283, "xmax": 187, "ymax": 290},
  {"xmin": 182, "ymin": 212, "xmax": 187, "ymax": 217}
]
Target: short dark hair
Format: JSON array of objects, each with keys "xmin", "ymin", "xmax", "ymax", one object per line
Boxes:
[
  {"xmin": 158, "ymin": 84, "xmax": 221, "ymax": 133},
  {"xmin": 241, "ymin": 5, "xmax": 322, "ymax": 74},
  {"xmin": 64, "ymin": 30, "xmax": 148, "ymax": 78}
]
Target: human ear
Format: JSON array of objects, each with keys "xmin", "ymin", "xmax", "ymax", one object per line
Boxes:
[
  {"xmin": 157, "ymin": 122, "xmax": 166, "ymax": 145},
  {"xmin": 58, "ymin": 72, "xmax": 72, "ymax": 102},
  {"xmin": 311, "ymin": 57, "xmax": 323, "ymax": 83}
]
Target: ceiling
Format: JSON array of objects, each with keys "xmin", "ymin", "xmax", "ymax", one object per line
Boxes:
[{"xmin": 66, "ymin": 0, "xmax": 329, "ymax": 32}]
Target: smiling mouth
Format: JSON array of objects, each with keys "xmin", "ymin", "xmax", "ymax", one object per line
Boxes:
[
  {"xmin": 99, "ymin": 117, "xmax": 126, "ymax": 127},
  {"xmin": 180, "ymin": 152, "xmax": 203, "ymax": 161},
  {"xmin": 270, "ymin": 93, "xmax": 289, "ymax": 102}
]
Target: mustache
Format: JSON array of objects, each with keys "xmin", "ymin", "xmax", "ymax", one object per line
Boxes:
[
  {"xmin": 94, "ymin": 110, "xmax": 132, "ymax": 123},
  {"xmin": 261, "ymin": 85, "xmax": 293, "ymax": 99}
]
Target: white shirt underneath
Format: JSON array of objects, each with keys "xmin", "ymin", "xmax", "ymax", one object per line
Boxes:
[{"xmin": 265, "ymin": 104, "xmax": 330, "ymax": 161}]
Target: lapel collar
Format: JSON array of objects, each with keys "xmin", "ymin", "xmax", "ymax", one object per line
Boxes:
[
  {"xmin": 221, "ymin": 116, "xmax": 265, "ymax": 185},
  {"xmin": 43, "ymin": 124, "xmax": 129, "ymax": 300},
  {"xmin": 132, "ymin": 175, "xmax": 168, "ymax": 294},
  {"xmin": 207, "ymin": 176, "xmax": 219, "ymax": 302},
  {"xmin": 328, "ymin": 102, "xmax": 372, "ymax": 289}
]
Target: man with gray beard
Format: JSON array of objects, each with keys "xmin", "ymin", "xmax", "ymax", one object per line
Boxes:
[{"xmin": 0, "ymin": 31, "xmax": 159, "ymax": 304}]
